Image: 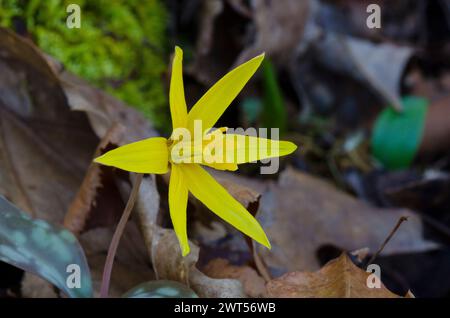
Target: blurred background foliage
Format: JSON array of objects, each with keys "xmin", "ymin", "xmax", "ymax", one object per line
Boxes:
[{"xmin": 0, "ymin": 0, "xmax": 170, "ymax": 131}]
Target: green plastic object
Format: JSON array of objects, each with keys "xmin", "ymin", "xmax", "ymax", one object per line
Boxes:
[
  {"xmin": 371, "ymin": 96, "xmax": 429, "ymax": 170},
  {"xmin": 123, "ymin": 280, "xmax": 198, "ymax": 298}
]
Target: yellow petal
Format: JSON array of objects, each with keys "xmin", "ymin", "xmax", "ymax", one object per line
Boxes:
[
  {"xmin": 202, "ymin": 162, "xmax": 238, "ymax": 171},
  {"xmin": 170, "ymin": 46, "xmax": 188, "ymax": 129},
  {"xmin": 181, "ymin": 164, "xmax": 270, "ymax": 248},
  {"xmin": 221, "ymin": 134, "xmax": 297, "ymax": 164},
  {"xmin": 169, "ymin": 128, "xmax": 230, "ymax": 165},
  {"xmin": 94, "ymin": 137, "xmax": 169, "ymax": 174},
  {"xmin": 186, "ymin": 53, "xmax": 265, "ymax": 132},
  {"xmin": 169, "ymin": 164, "xmax": 190, "ymax": 256},
  {"xmin": 170, "ymin": 131, "xmax": 296, "ymax": 168}
]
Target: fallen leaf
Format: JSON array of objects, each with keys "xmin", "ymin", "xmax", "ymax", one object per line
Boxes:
[
  {"xmin": 196, "ymin": 0, "xmax": 224, "ymax": 57},
  {"xmin": 256, "ymin": 167, "xmax": 437, "ymax": 273},
  {"xmin": 285, "ymin": 2, "xmax": 413, "ymax": 113},
  {"xmin": 186, "ymin": 0, "xmax": 236, "ymax": 87},
  {"xmin": 343, "ymin": 37, "xmax": 413, "ymax": 111},
  {"xmin": 189, "ymin": 267, "xmax": 246, "ymax": 298},
  {"xmin": 235, "ymin": 0, "xmax": 309, "ymax": 65},
  {"xmin": 0, "ymin": 28, "xmax": 158, "ymax": 297},
  {"xmin": 214, "ymin": 172, "xmax": 263, "ymax": 216},
  {"xmin": 202, "ymin": 258, "xmax": 267, "ymax": 297},
  {"xmin": 0, "ymin": 27, "xmax": 98, "ymax": 223},
  {"xmin": 0, "ymin": 27, "xmax": 97, "ymax": 297},
  {"xmin": 56, "ymin": 69, "xmax": 158, "ymax": 144},
  {"xmin": 267, "ymin": 253, "xmax": 401, "ymax": 297},
  {"xmin": 64, "ymin": 123, "xmax": 125, "ymax": 234}
]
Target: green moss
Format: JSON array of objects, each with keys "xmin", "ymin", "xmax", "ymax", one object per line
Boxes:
[{"xmin": 0, "ymin": 0, "xmax": 170, "ymax": 131}]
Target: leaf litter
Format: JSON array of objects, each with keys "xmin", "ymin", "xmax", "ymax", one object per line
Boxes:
[{"xmin": 1, "ymin": 0, "xmax": 450, "ymax": 298}]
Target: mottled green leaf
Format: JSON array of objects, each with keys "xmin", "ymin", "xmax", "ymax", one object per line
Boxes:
[
  {"xmin": 123, "ymin": 280, "xmax": 198, "ymax": 298},
  {"xmin": 0, "ymin": 195, "xmax": 93, "ymax": 298},
  {"xmin": 371, "ymin": 96, "xmax": 428, "ymax": 170}
]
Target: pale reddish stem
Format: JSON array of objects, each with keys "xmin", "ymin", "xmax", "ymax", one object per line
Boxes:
[{"xmin": 100, "ymin": 173, "xmax": 144, "ymax": 298}]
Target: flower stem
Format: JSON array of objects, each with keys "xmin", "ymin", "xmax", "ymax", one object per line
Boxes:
[{"xmin": 100, "ymin": 173, "xmax": 144, "ymax": 298}]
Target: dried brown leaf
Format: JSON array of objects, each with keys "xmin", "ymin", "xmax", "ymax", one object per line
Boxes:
[
  {"xmin": 267, "ymin": 253, "xmax": 400, "ymax": 298},
  {"xmin": 0, "ymin": 28, "xmax": 159, "ymax": 297},
  {"xmin": 0, "ymin": 28, "xmax": 98, "ymax": 223},
  {"xmin": 203, "ymin": 258, "xmax": 267, "ymax": 297},
  {"xmin": 236, "ymin": 0, "xmax": 310, "ymax": 65},
  {"xmin": 256, "ymin": 168, "xmax": 437, "ymax": 272},
  {"xmin": 64, "ymin": 123, "xmax": 124, "ymax": 234}
]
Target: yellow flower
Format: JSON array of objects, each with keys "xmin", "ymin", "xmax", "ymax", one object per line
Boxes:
[{"xmin": 94, "ymin": 46, "xmax": 297, "ymax": 256}]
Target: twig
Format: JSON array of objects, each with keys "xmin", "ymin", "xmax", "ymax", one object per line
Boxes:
[
  {"xmin": 99, "ymin": 173, "xmax": 143, "ymax": 298},
  {"xmin": 366, "ymin": 216, "xmax": 408, "ymax": 266}
]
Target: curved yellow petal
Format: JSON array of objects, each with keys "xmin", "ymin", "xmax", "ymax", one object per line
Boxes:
[
  {"xmin": 221, "ymin": 134, "xmax": 297, "ymax": 164},
  {"xmin": 181, "ymin": 164, "xmax": 270, "ymax": 248},
  {"xmin": 169, "ymin": 164, "xmax": 190, "ymax": 256},
  {"xmin": 170, "ymin": 46, "xmax": 188, "ymax": 129},
  {"xmin": 186, "ymin": 53, "xmax": 265, "ymax": 132},
  {"xmin": 94, "ymin": 137, "xmax": 169, "ymax": 174}
]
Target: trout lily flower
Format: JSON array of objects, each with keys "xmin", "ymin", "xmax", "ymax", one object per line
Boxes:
[{"xmin": 94, "ymin": 47, "xmax": 297, "ymax": 256}]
